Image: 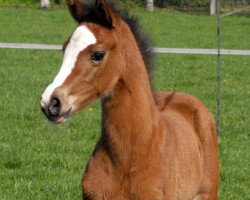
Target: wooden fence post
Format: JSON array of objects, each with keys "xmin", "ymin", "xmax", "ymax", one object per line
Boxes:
[{"xmin": 146, "ymin": 0, "xmax": 154, "ymax": 12}]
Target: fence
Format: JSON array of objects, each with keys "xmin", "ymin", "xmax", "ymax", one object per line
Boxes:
[{"xmin": 1, "ymin": 43, "xmax": 250, "ymax": 56}]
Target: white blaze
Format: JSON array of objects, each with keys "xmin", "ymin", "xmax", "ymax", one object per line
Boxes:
[{"xmin": 41, "ymin": 25, "xmax": 97, "ymax": 107}]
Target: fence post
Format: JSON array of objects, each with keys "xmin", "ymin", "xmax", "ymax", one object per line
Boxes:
[
  {"xmin": 210, "ymin": 0, "xmax": 217, "ymax": 15},
  {"xmin": 145, "ymin": 0, "xmax": 154, "ymax": 12}
]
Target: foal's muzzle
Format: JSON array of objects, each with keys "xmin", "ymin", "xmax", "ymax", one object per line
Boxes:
[
  {"xmin": 48, "ymin": 97, "xmax": 61, "ymax": 117},
  {"xmin": 41, "ymin": 97, "xmax": 61, "ymax": 121},
  {"xmin": 41, "ymin": 96, "xmax": 72, "ymax": 124}
]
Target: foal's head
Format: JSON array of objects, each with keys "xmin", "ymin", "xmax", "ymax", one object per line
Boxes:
[{"xmin": 40, "ymin": 0, "xmax": 152, "ymax": 123}]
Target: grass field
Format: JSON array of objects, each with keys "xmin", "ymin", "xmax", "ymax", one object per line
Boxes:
[{"xmin": 0, "ymin": 6, "xmax": 249, "ymax": 200}]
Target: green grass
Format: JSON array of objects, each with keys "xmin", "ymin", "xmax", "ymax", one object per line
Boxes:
[
  {"xmin": 0, "ymin": 6, "xmax": 249, "ymax": 200},
  {"xmin": 1, "ymin": 7, "xmax": 250, "ymax": 49}
]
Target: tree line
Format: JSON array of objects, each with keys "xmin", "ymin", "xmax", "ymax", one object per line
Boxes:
[{"xmin": 38, "ymin": 0, "xmax": 249, "ymax": 15}]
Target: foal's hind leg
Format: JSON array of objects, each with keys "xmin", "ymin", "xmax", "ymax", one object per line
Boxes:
[
  {"xmin": 194, "ymin": 107, "xmax": 219, "ymax": 200},
  {"xmin": 198, "ymin": 144, "xmax": 219, "ymax": 200},
  {"xmin": 198, "ymin": 154, "xmax": 219, "ymax": 200},
  {"xmin": 194, "ymin": 188, "xmax": 218, "ymax": 200},
  {"xmin": 199, "ymin": 192, "xmax": 218, "ymax": 200},
  {"xmin": 194, "ymin": 194, "xmax": 217, "ymax": 200}
]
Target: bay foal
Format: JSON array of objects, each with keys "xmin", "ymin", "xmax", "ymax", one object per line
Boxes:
[{"xmin": 40, "ymin": 0, "xmax": 219, "ymax": 199}]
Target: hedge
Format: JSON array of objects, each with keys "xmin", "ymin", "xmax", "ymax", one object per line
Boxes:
[{"xmin": 1, "ymin": 0, "xmax": 249, "ymax": 10}]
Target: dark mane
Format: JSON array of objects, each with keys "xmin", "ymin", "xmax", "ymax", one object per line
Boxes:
[
  {"xmin": 80, "ymin": 0, "xmax": 154, "ymax": 78},
  {"xmin": 113, "ymin": 5, "xmax": 154, "ymax": 78}
]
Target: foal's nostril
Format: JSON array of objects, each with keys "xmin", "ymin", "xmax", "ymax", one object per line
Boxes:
[{"xmin": 48, "ymin": 97, "xmax": 61, "ymax": 117}]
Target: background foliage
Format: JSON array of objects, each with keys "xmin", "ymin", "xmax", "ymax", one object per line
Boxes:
[
  {"xmin": 154, "ymin": 0, "xmax": 249, "ymax": 8},
  {"xmin": 1, "ymin": 0, "xmax": 249, "ymax": 10}
]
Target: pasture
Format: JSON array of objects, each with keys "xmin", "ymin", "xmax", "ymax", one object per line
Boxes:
[{"xmin": 0, "ymin": 6, "xmax": 249, "ymax": 200}]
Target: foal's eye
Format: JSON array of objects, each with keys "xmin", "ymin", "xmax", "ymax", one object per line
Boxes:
[{"xmin": 91, "ymin": 52, "xmax": 105, "ymax": 62}]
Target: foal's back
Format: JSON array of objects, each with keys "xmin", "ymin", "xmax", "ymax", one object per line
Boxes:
[{"xmin": 154, "ymin": 92, "xmax": 219, "ymax": 199}]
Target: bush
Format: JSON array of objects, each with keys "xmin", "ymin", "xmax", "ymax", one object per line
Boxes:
[
  {"xmin": 0, "ymin": 0, "xmax": 62, "ymax": 6},
  {"xmin": 1, "ymin": 0, "xmax": 36, "ymax": 5},
  {"xmin": 154, "ymin": 0, "xmax": 249, "ymax": 11},
  {"xmin": 1, "ymin": 0, "xmax": 248, "ymax": 10},
  {"xmin": 154, "ymin": 0, "xmax": 210, "ymax": 11},
  {"xmin": 0, "ymin": 0, "xmax": 140, "ymax": 7}
]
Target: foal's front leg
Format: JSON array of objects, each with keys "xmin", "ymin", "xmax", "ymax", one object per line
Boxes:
[
  {"xmin": 81, "ymin": 152, "xmax": 122, "ymax": 200},
  {"xmin": 129, "ymin": 174, "xmax": 164, "ymax": 200}
]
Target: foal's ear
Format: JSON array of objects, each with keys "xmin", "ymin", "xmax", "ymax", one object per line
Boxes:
[
  {"xmin": 66, "ymin": 0, "xmax": 113, "ymax": 29},
  {"xmin": 95, "ymin": 0, "xmax": 113, "ymax": 29},
  {"xmin": 66, "ymin": 0, "xmax": 85, "ymax": 23}
]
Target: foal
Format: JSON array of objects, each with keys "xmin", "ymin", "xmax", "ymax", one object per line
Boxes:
[{"xmin": 40, "ymin": 0, "xmax": 219, "ymax": 199}]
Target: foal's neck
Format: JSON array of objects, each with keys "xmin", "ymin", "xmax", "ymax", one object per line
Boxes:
[{"xmin": 101, "ymin": 31, "xmax": 158, "ymax": 168}]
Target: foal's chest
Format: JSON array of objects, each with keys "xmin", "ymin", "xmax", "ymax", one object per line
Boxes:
[
  {"xmin": 82, "ymin": 153, "xmax": 165, "ymax": 200},
  {"xmin": 82, "ymin": 151, "xmax": 129, "ymax": 199}
]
